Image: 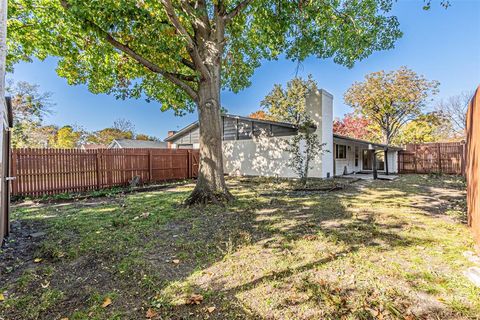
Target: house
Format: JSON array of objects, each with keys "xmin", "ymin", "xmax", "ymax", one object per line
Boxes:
[
  {"xmin": 108, "ymin": 139, "xmax": 168, "ymax": 149},
  {"xmin": 80, "ymin": 143, "xmax": 107, "ymax": 150},
  {"xmin": 165, "ymin": 89, "xmax": 401, "ymax": 178}
]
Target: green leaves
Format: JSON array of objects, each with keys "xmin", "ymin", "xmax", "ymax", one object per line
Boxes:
[
  {"xmin": 8, "ymin": 0, "xmax": 403, "ymax": 113},
  {"xmin": 344, "ymin": 66, "xmax": 440, "ymax": 144}
]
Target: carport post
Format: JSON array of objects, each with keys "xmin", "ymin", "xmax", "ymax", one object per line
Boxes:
[{"xmin": 385, "ymin": 148, "xmax": 389, "ymax": 175}]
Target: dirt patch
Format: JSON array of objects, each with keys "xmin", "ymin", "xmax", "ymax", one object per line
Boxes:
[{"xmin": 0, "ymin": 219, "xmax": 49, "ymax": 284}]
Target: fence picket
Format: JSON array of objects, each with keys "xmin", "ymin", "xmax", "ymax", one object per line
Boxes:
[{"xmin": 10, "ymin": 148, "xmax": 199, "ymax": 197}]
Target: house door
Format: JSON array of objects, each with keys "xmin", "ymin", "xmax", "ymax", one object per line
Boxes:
[
  {"xmin": 362, "ymin": 150, "xmax": 385, "ymax": 171},
  {"xmin": 363, "ymin": 150, "xmax": 373, "ymax": 170}
]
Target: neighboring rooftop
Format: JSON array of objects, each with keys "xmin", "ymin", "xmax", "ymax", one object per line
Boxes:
[
  {"xmin": 108, "ymin": 139, "xmax": 168, "ymax": 149},
  {"xmin": 80, "ymin": 143, "xmax": 107, "ymax": 150}
]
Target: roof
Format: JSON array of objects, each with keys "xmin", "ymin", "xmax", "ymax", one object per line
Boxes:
[
  {"xmin": 333, "ymin": 134, "xmax": 403, "ymax": 150},
  {"xmin": 164, "ymin": 114, "xmax": 296, "ymax": 142},
  {"xmin": 108, "ymin": 139, "xmax": 168, "ymax": 149},
  {"xmin": 81, "ymin": 143, "xmax": 107, "ymax": 150},
  {"xmin": 165, "ymin": 113, "xmax": 402, "ymax": 150}
]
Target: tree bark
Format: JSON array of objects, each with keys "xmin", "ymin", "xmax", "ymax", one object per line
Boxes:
[{"xmin": 184, "ymin": 66, "xmax": 233, "ymax": 205}]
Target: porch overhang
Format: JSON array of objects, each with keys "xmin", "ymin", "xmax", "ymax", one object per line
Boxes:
[{"xmin": 333, "ymin": 134, "xmax": 403, "ymax": 151}]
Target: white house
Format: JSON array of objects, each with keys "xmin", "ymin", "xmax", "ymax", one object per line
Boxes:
[{"xmin": 165, "ymin": 89, "xmax": 401, "ymax": 178}]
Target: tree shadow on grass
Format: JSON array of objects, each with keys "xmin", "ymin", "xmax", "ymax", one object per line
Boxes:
[{"xmin": 0, "ymin": 176, "xmax": 473, "ymax": 319}]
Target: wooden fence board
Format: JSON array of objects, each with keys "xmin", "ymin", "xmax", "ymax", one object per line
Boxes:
[
  {"xmin": 10, "ymin": 148, "xmax": 200, "ymax": 197},
  {"xmin": 466, "ymin": 87, "xmax": 480, "ymax": 248},
  {"xmin": 398, "ymin": 142, "xmax": 466, "ymax": 175}
]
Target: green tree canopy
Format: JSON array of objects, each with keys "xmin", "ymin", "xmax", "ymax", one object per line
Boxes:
[
  {"xmin": 52, "ymin": 125, "xmax": 84, "ymax": 148},
  {"xmin": 344, "ymin": 66, "xmax": 439, "ymax": 145},
  {"xmin": 261, "ymin": 75, "xmax": 318, "ymax": 126},
  {"xmin": 392, "ymin": 111, "xmax": 453, "ymax": 145}
]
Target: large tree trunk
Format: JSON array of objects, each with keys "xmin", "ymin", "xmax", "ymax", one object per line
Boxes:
[{"xmin": 185, "ymin": 67, "xmax": 233, "ymax": 206}]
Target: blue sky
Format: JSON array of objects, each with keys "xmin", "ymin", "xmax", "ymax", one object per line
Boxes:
[{"xmin": 8, "ymin": 0, "xmax": 480, "ymax": 139}]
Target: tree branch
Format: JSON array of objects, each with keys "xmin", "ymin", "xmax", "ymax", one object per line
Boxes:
[
  {"xmin": 161, "ymin": 0, "xmax": 211, "ymax": 80},
  {"xmin": 224, "ymin": 0, "xmax": 253, "ymax": 22},
  {"xmin": 59, "ymin": 0, "xmax": 198, "ymax": 101}
]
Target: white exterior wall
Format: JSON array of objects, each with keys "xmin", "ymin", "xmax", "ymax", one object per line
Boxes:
[
  {"xmin": 223, "ymin": 89, "xmax": 334, "ymax": 178},
  {"xmin": 387, "ymin": 150, "xmax": 398, "ymax": 173},
  {"xmin": 223, "ymin": 136, "xmax": 298, "ymax": 178},
  {"xmin": 333, "ymin": 138, "xmax": 398, "ymax": 175},
  {"xmin": 333, "ymin": 141, "xmax": 362, "ymax": 176}
]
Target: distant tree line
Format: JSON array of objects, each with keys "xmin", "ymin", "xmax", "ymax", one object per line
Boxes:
[{"xmin": 7, "ymin": 80, "xmax": 160, "ymax": 148}]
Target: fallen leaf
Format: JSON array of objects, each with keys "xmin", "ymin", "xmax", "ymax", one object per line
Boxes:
[
  {"xmin": 145, "ymin": 308, "xmax": 157, "ymax": 318},
  {"xmin": 0, "ymin": 293, "xmax": 5, "ymax": 301},
  {"xmin": 34, "ymin": 258, "xmax": 43, "ymax": 263},
  {"xmin": 60, "ymin": 318, "xmax": 69, "ymax": 320},
  {"xmin": 141, "ymin": 212, "xmax": 150, "ymax": 218},
  {"xmin": 41, "ymin": 281, "xmax": 50, "ymax": 288},
  {"xmin": 172, "ymin": 259, "xmax": 180, "ymax": 264},
  {"xmin": 186, "ymin": 294, "xmax": 203, "ymax": 305},
  {"xmin": 102, "ymin": 297, "xmax": 112, "ymax": 308},
  {"xmin": 207, "ymin": 306, "xmax": 216, "ymax": 313}
]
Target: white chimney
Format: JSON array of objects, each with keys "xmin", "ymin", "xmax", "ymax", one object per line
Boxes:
[{"xmin": 305, "ymin": 88, "xmax": 334, "ymax": 178}]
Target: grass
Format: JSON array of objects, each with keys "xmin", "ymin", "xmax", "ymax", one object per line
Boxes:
[{"xmin": 0, "ymin": 175, "xmax": 478, "ymax": 319}]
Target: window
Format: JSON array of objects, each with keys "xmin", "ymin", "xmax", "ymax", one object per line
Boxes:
[
  {"xmin": 335, "ymin": 145, "xmax": 347, "ymax": 159},
  {"xmin": 237, "ymin": 120, "xmax": 252, "ymax": 140}
]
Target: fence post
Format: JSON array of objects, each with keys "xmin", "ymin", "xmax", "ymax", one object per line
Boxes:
[
  {"xmin": 10, "ymin": 149, "xmax": 17, "ymax": 196},
  {"xmin": 148, "ymin": 149, "xmax": 153, "ymax": 183},
  {"xmin": 462, "ymin": 142, "xmax": 466, "ymax": 176},
  {"xmin": 96, "ymin": 150, "xmax": 102, "ymax": 189},
  {"xmin": 413, "ymin": 144, "xmax": 417, "ymax": 173},
  {"xmin": 188, "ymin": 150, "xmax": 192, "ymax": 179},
  {"xmin": 437, "ymin": 143, "xmax": 442, "ymax": 174}
]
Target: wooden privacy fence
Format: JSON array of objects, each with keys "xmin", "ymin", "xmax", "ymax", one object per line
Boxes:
[
  {"xmin": 466, "ymin": 86, "xmax": 479, "ymax": 248},
  {"xmin": 10, "ymin": 148, "xmax": 200, "ymax": 197},
  {"xmin": 398, "ymin": 142, "xmax": 466, "ymax": 175}
]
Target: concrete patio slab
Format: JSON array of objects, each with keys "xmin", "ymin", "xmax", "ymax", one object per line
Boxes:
[{"xmin": 341, "ymin": 173, "xmax": 399, "ymax": 180}]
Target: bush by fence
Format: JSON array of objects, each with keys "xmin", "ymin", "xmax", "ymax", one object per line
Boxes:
[
  {"xmin": 11, "ymin": 148, "xmax": 199, "ymax": 197},
  {"xmin": 398, "ymin": 142, "xmax": 466, "ymax": 175}
]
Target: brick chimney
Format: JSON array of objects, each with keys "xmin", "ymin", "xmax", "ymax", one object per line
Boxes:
[{"xmin": 167, "ymin": 130, "xmax": 176, "ymax": 148}]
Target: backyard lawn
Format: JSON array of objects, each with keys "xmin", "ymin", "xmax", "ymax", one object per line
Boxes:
[{"xmin": 0, "ymin": 175, "xmax": 478, "ymax": 319}]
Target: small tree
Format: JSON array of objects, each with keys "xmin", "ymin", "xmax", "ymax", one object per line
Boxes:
[
  {"xmin": 344, "ymin": 67, "xmax": 439, "ymax": 145},
  {"xmin": 286, "ymin": 120, "xmax": 325, "ymax": 187},
  {"xmin": 261, "ymin": 75, "xmax": 318, "ymax": 126}
]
